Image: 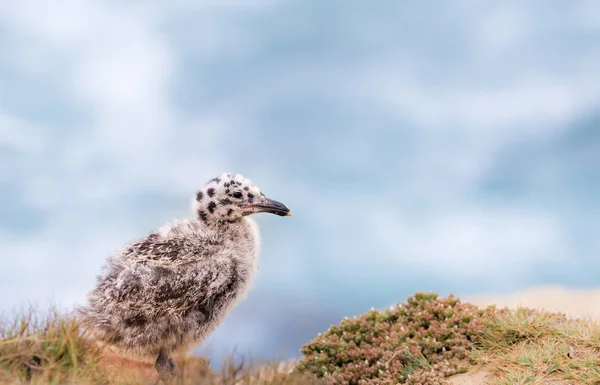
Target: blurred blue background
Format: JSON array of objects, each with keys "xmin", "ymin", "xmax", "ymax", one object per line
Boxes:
[{"xmin": 1, "ymin": 0, "xmax": 599, "ymax": 365}]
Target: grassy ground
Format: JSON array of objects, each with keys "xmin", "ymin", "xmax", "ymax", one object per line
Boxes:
[
  {"xmin": 470, "ymin": 306, "xmax": 600, "ymax": 384},
  {"xmin": 1, "ymin": 293, "xmax": 599, "ymax": 384},
  {"xmin": 0, "ymin": 307, "xmax": 322, "ymax": 385}
]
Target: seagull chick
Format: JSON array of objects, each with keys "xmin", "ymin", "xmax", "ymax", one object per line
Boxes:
[{"xmin": 77, "ymin": 173, "xmax": 291, "ymax": 379}]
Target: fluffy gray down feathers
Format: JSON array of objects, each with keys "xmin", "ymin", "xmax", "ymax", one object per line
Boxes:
[{"xmin": 77, "ymin": 213, "xmax": 260, "ymax": 359}]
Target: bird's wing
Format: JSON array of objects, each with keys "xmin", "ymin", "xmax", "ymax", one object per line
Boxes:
[{"xmin": 102, "ymin": 234, "xmax": 238, "ymax": 318}]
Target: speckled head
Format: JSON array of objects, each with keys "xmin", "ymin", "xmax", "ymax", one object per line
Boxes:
[{"xmin": 193, "ymin": 173, "xmax": 291, "ymax": 223}]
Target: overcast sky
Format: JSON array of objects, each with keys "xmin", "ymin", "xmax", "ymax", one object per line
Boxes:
[{"xmin": 1, "ymin": 0, "xmax": 599, "ymax": 365}]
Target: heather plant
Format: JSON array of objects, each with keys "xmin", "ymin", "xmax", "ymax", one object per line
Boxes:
[{"xmin": 295, "ymin": 292, "xmax": 490, "ymax": 385}]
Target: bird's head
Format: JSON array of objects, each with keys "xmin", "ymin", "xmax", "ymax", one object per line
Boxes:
[{"xmin": 193, "ymin": 172, "xmax": 291, "ymax": 224}]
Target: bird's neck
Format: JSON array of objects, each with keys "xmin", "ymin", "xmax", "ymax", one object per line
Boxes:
[
  {"xmin": 195, "ymin": 217, "xmax": 259, "ymax": 266},
  {"xmin": 194, "ymin": 214, "xmax": 256, "ymax": 237},
  {"xmin": 198, "ymin": 217, "xmax": 243, "ymax": 230}
]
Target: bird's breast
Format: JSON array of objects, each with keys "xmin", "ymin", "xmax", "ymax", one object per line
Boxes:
[{"xmin": 220, "ymin": 219, "xmax": 261, "ymax": 298}]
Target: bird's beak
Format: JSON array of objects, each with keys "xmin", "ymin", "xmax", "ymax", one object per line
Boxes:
[{"xmin": 244, "ymin": 197, "xmax": 292, "ymax": 217}]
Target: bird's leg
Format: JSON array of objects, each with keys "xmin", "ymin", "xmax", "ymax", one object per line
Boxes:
[{"xmin": 155, "ymin": 348, "xmax": 179, "ymax": 382}]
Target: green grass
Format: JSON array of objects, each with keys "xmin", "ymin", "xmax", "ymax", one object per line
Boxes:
[{"xmin": 2, "ymin": 293, "xmax": 600, "ymax": 384}]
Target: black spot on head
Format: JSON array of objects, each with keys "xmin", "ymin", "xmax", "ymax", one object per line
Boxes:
[
  {"xmin": 225, "ymin": 189, "xmax": 230, "ymax": 193},
  {"xmin": 207, "ymin": 201, "xmax": 217, "ymax": 213},
  {"xmin": 220, "ymin": 198, "xmax": 233, "ymax": 205},
  {"xmin": 247, "ymin": 193, "xmax": 254, "ymax": 199},
  {"xmin": 196, "ymin": 191, "xmax": 203, "ymax": 201},
  {"xmin": 224, "ymin": 182, "xmax": 230, "ymax": 188},
  {"xmin": 244, "ymin": 186, "xmax": 249, "ymax": 191},
  {"xmin": 198, "ymin": 210, "xmax": 208, "ymax": 222},
  {"xmin": 210, "ymin": 177, "xmax": 221, "ymax": 184},
  {"xmin": 207, "ymin": 188, "xmax": 215, "ymax": 197},
  {"xmin": 227, "ymin": 208, "xmax": 233, "ymax": 216}
]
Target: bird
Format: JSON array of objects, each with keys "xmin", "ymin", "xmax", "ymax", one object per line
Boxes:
[{"xmin": 76, "ymin": 172, "xmax": 291, "ymax": 380}]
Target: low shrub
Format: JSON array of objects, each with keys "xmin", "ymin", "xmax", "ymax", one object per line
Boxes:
[{"xmin": 295, "ymin": 292, "xmax": 491, "ymax": 385}]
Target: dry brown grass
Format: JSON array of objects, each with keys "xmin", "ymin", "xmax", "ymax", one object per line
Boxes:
[
  {"xmin": 0, "ymin": 307, "xmax": 105, "ymax": 384},
  {"xmin": 0, "ymin": 307, "xmax": 323, "ymax": 385},
  {"xmin": 469, "ymin": 306, "xmax": 600, "ymax": 384}
]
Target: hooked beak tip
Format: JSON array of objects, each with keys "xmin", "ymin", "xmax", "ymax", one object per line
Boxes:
[{"xmin": 244, "ymin": 197, "xmax": 291, "ymax": 217}]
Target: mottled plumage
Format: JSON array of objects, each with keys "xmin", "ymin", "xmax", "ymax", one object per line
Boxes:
[{"xmin": 77, "ymin": 173, "xmax": 291, "ymax": 379}]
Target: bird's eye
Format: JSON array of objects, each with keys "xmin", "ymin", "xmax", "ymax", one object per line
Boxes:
[{"xmin": 233, "ymin": 191, "xmax": 243, "ymax": 199}]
